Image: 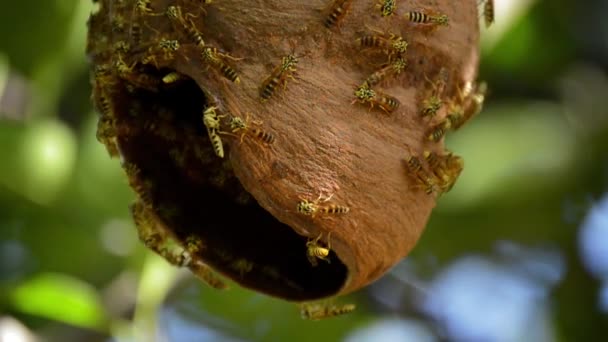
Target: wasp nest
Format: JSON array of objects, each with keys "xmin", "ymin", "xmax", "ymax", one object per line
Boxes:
[{"xmin": 87, "ymin": 0, "xmax": 484, "ymax": 302}]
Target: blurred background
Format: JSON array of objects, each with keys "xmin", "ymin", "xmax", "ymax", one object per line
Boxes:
[{"xmin": 1, "ymin": 0, "xmax": 608, "ymax": 341}]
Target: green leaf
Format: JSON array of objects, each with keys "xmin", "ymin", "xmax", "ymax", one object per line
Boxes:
[{"xmin": 9, "ymin": 272, "xmax": 108, "ymax": 331}]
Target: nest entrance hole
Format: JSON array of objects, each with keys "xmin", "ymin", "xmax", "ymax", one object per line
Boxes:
[{"xmin": 114, "ymin": 70, "xmax": 348, "ymax": 301}]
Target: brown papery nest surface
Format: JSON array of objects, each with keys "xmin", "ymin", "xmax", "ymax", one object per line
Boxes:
[{"xmin": 87, "ymin": 0, "xmax": 481, "ymax": 302}]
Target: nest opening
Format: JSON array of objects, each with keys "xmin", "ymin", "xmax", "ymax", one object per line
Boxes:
[{"xmin": 115, "ymin": 71, "xmax": 348, "ymax": 301}]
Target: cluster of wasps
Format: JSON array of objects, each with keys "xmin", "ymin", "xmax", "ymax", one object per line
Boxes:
[
  {"xmin": 134, "ymin": 2, "xmax": 242, "ymax": 83},
  {"xmin": 88, "ymin": 0, "xmax": 261, "ymax": 294},
  {"xmin": 300, "ymin": 0, "xmax": 465, "ymax": 278},
  {"xmin": 97, "ymin": 2, "xmax": 228, "ymax": 83},
  {"xmin": 403, "ymin": 1, "xmax": 493, "ymax": 196},
  {"xmin": 299, "ymin": 233, "xmax": 356, "ymax": 320},
  {"xmin": 405, "ymin": 149, "xmax": 465, "ymax": 195},
  {"xmin": 291, "ymin": 0, "xmax": 492, "ymax": 318},
  {"xmin": 89, "ymin": 2, "xmax": 196, "ymax": 155},
  {"xmin": 324, "ymin": 0, "xmax": 455, "ymax": 28},
  {"xmin": 407, "ymin": 64, "xmax": 487, "ymax": 196},
  {"xmin": 293, "ymin": 192, "xmax": 354, "ymax": 318},
  {"xmin": 349, "ymin": 0, "xmax": 452, "ymax": 114},
  {"xmin": 352, "ymin": 30, "xmax": 406, "ymax": 114},
  {"xmin": 422, "ymin": 75, "xmax": 488, "ymax": 143},
  {"xmin": 346, "ymin": 0, "xmax": 490, "ymax": 196},
  {"xmin": 372, "ymin": 0, "xmax": 494, "ymax": 28},
  {"xmin": 202, "ymin": 105, "xmax": 275, "ymax": 158},
  {"xmin": 121, "ymin": 159, "xmax": 231, "ymax": 290},
  {"xmin": 296, "ymin": 193, "xmax": 349, "ymax": 265},
  {"xmin": 140, "ymin": 3, "xmax": 274, "ymax": 159},
  {"xmin": 130, "ymin": 198, "xmax": 229, "ymax": 290},
  {"xmin": 347, "ymin": 0, "xmax": 491, "ymax": 115}
]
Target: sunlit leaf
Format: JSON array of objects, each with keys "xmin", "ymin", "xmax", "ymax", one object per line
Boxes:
[{"xmin": 8, "ymin": 273, "xmax": 108, "ymax": 331}]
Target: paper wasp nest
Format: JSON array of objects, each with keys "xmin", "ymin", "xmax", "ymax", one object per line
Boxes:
[{"xmin": 87, "ymin": 0, "xmax": 481, "ymax": 301}]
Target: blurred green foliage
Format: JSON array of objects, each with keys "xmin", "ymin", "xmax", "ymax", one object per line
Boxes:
[{"xmin": 1, "ymin": 0, "xmax": 608, "ymax": 341}]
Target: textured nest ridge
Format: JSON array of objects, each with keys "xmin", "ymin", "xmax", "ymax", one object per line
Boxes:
[{"xmin": 87, "ymin": 0, "xmax": 480, "ymax": 301}]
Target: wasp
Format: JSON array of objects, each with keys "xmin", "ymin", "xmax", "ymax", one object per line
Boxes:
[
  {"xmin": 446, "ymin": 81, "xmax": 487, "ymax": 130},
  {"xmin": 423, "ymin": 150, "xmax": 448, "ymax": 183},
  {"xmin": 141, "ymin": 54, "xmax": 159, "ymax": 67},
  {"xmin": 352, "ymin": 83, "xmax": 376, "ymax": 107},
  {"xmin": 201, "ymin": 47, "xmax": 241, "ymax": 84},
  {"xmin": 364, "ymin": 66, "xmax": 390, "ymax": 87},
  {"xmin": 130, "ymin": 200, "xmax": 154, "ymax": 236},
  {"xmin": 111, "ymin": 14, "xmax": 126, "ymax": 33},
  {"xmin": 375, "ymin": 92, "xmax": 400, "ymax": 113},
  {"xmin": 130, "ymin": 201, "xmax": 164, "ymax": 253},
  {"xmin": 124, "ymin": 163, "xmax": 155, "ymax": 205},
  {"xmin": 259, "ymin": 53, "xmax": 300, "ymax": 101},
  {"xmin": 306, "ymin": 233, "xmax": 331, "ymax": 267},
  {"xmin": 187, "ymin": 260, "xmax": 229, "ymax": 290},
  {"xmin": 444, "ymin": 153, "xmax": 464, "ymax": 192},
  {"xmin": 364, "ymin": 57, "xmax": 407, "ymax": 86},
  {"xmin": 405, "ymin": 154, "xmax": 437, "ymax": 194},
  {"xmin": 427, "ymin": 120, "xmax": 450, "ymax": 142},
  {"xmin": 142, "ymin": 39, "xmax": 181, "ymax": 67},
  {"xmin": 183, "ymin": 22, "xmax": 206, "ymax": 47},
  {"xmin": 405, "ymin": 11, "xmax": 449, "ymax": 26},
  {"xmin": 165, "ymin": 5, "xmax": 181, "ymax": 20},
  {"xmin": 229, "ymin": 113, "xmax": 275, "ymax": 144},
  {"xmin": 423, "ymin": 150, "xmax": 455, "ymax": 193},
  {"xmin": 324, "ymin": 0, "xmax": 353, "ymax": 28},
  {"xmin": 297, "ymin": 197, "xmax": 321, "ymax": 217},
  {"xmin": 444, "ymin": 105, "xmax": 464, "ymax": 130},
  {"xmin": 113, "ymin": 41, "xmax": 130, "ymax": 54},
  {"xmin": 376, "ymin": 0, "xmax": 396, "ymax": 17},
  {"xmin": 461, "ymin": 81, "xmax": 487, "ymax": 124},
  {"xmin": 165, "ymin": 6, "xmax": 206, "ymax": 47},
  {"xmin": 357, "ymin": 32, "xmax": 408, "ymax": 59},
  {"xmin": 391, "ymin": 56, "xmax": 408, "ymax": 73},
  {"xmin": 130, "ymin": 23, "xmax": 142, "ymax": 45},
  {"xmin": 421, "ymin": 96, "xmax": 442, "ymax": 118},
  {"xmin": 203, "ymin": 106, "xmax": 227, "ymax": 158},
  {"xmin": 96, "ymin": 115, "xmax": 119, "ymax": 157},
  {"xmin": 482, "ymin": 0, "xmax": 495, "ymax": 28},
  {"xmin": 297, "ymin": 193, "xmax": 350, "ymax": 218},
  {"xmin": 135, "ymin": 0, "xmax": 153, "ymax": 14},
  {"xmin": 130, "ymin": 201, "xmax": 192, "ymax": 267},
  {"xmin": 434, "ymin": 152, "xmax": 464, "ymax": 192},
  {"xmin": 424, "ymin": 151, "xmax": 463, "ymax": 192},
  {"xmin": 114, "ymin": 54, "xmax": 160, "ymax": 91},
  {"xmin": 93, "ymin": 86, "xmax": 114, "ymax": 118},
  {"xmin": 162, "ymin": 71, "xmax": 186, "ymax": 84},
  {"xmin": 352, "ymin": 83, "xmax": 400, "ymax": 113},
  {"xmin": 420, "ymin": 68, "xmax": 449, "ymax": 118},
  {"xmin": 158, "ymin": 39, "xmax": 181, "ymax": 56},
  {"xmin": 300, "ymin": 303, "xmax": 356, "ymax": 320},
  {"xmin": 113, "ymin": 54, "xmax": 135, "ymax": 76},
  {"xmin": 93, "ymin": 63, "xmax": 112, "ymax": 78},
  {"xmin": 93, "ymin": 64, "xmax": 116, "ymax": 87}
]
